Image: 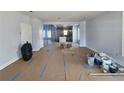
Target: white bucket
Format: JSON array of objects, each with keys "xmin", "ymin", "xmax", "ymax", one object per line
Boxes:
[{"xmin": 88, "ymin": 57, "xmax": 94, "ymax": 67}]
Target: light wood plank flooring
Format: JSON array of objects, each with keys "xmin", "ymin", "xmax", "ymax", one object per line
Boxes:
[{"xmin": 0, "ymin": 43, "xmax": 124, "ymax": 81}]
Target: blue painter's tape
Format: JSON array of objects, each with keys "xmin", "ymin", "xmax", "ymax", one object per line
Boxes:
[
  {"xmin": 64, "ymin": 60, "xmax": 68, "ymax": 71},
  {"xmin": 27, "ymin": 59, "xmax": 33, "ymax": 65},
  {"xmin": 40, "ymin": 64, "xmax": 47, "ymax": 80},
  {"xmin": 10, "ymin": 71, "xmax": 21, "ymax": 81}
]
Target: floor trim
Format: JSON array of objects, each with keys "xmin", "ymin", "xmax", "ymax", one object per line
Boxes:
[{"xmin": 0, "ymin": 57, "xmax": 19, "ymax": 70}]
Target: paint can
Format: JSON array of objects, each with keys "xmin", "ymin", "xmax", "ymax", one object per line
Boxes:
[{"xmin": 88, "ymin": 57, "xmax": 94, "ymax": 67}]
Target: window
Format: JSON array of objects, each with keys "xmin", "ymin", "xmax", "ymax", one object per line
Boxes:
[
  {"xmin": 47, "ymin": 30, "xmax": 51, "ymax": 38},
  {"xmin": 63, "ymin": 30, "xmax": 68, "ymax": 35},
  {"xmin": 43, "ymin": 30, "xmax": 45, "ymax": 38}
]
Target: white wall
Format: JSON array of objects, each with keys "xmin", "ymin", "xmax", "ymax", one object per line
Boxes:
[
  {"xmin": 31, "ymin": 18, "xmax": 43, "ymax": 51},
  {"xmin": 79, "ymin": 21, "xmax": 86, "ymax": 47},
  {"xmin": 122, "ymin": 12, "xmax": 124, "ymax": 56},
  {"xmin": 72, "ymin": 25, "xmax": 78, "ymax": 43},
  {"xmin": 0, "ymin": 12, "xmax": 43, "ymax": 70},
  {"xmin": 21, "ymin": 23, "xmax": 32, "ymax": 45},
  {"xmin": 86, "ymin": 11, "xmax": 122, "ymax": 57}
]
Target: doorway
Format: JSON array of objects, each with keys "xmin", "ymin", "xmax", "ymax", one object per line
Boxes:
[{"xmin": 43, "ymin": 24, "xmax": 56, "ymax": 46}]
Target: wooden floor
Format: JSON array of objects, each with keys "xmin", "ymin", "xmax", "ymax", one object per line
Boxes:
[{"xmin": 0, "ymin": 43, "xmax": 124, "ymax": 81}]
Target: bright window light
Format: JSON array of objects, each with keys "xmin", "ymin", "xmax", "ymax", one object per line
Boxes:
[
  {"xmin": 63, "ymin": 30, "xmax": 68, "ymax": 35},
  {"xmin": 43, "ymin": 30, "xmax": 45, "ymax": 38},
  {"xmin": 47, "ymin": 30, "xmax": 51, "ymax": 38}
]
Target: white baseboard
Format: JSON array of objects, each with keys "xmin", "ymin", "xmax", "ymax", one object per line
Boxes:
[
  {"xmin": 33, "ymin": 47, "xmax": 41, "ymax": 52},
  {"xmin": 0, "ymin": 57, "xmax": 19, "ymax": 70},
  {"xmin": 33, "ymin": 45, "xmax": 43, "ymax": 52},
  {"xmin": 86, "ymin": 45, "xmax": 99, "ymax": 53},
  {"xmin": 33, "ymin": 48, "xmax": 39, "ymax": 52}
]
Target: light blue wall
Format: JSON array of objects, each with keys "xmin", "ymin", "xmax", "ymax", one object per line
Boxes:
[
  {"xmin": 79, "ymin": 21, "xmax": 86, "ymax": 47},
  {"xmin": 86, "ymin": 12, "xmax": 122, "ymax": 57}
]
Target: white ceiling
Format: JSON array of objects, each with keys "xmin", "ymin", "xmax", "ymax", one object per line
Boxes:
[{"xmin": 22, "ymin": 11, "xmax": 105, "ymax": 22}]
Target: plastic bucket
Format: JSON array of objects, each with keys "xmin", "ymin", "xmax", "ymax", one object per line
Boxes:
[{"xmin": 88, "ymin": 57, "xmax": 94, "ymax": 67}]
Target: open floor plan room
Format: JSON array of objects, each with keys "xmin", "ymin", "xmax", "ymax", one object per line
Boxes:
[{"xmin": 1, "ymin": 11, "xmax": 124, "ymax": 81}]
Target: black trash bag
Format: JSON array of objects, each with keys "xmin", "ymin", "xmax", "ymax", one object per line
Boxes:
[{"xmin": 21, "ymin": 41, "xmax": 33, "ymax": 61}]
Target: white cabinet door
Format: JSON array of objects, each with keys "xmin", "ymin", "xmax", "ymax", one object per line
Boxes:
[{"xmin": 21, "ymin": 23, "xmax": 32, "ymax": 45}]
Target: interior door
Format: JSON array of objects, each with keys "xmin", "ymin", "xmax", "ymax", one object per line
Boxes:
[{"xmin": 20, "ymin": 23, "xmax": 32, "ymax": 45}]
